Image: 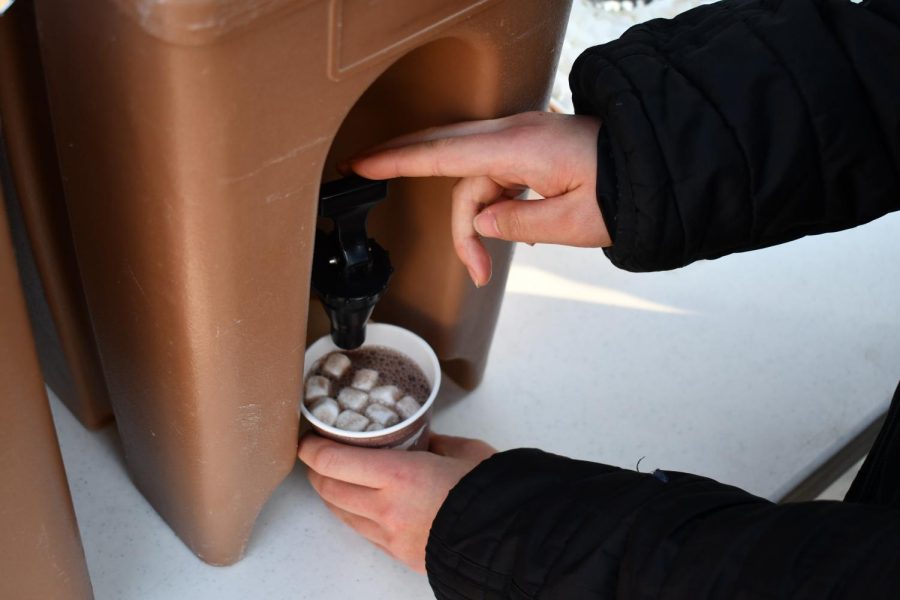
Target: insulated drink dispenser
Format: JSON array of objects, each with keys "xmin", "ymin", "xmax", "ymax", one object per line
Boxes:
[
  {"xmin": 0, "ymin": 0, "xmax": 112, "ymax": 429},
  {"xmin": 0, "ymin": 153, "xmax": 93, "ymax": 600},
  {"xmin": 32, "ymin": 0, "xmax": 573, "ymax": 564}
]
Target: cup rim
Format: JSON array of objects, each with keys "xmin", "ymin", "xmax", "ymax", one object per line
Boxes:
[{"xmin": 300, "ymin": 323, "xmax": 441, "ymax": 439}]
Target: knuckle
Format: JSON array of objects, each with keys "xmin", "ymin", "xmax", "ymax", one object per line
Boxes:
[
  {"xmin": 392, "ymin": 461, "xmax": 425, "ymax": 490},
  {"xmin": 452, "ymin": 238, "xmax": 469, "ymax": 260},
  {"xmin": 450, "ymin": 178, "xmax": 470, "ymax": 206},
  {"xmin": 313, "ymin": 444, "xmax": 341, "ymax": 475},
  {"xmin": 380, "ymin": 505, "xmax": 399, "ymax": 531},
  {"xmin": 316, "ymin": 475, "xmax": 336, "ymax": 500},
  {"xmin": 423, "ymin": 138, "xmax": 451, "ymax": 175},
  {"xmin": 387, "ymin": 154, "xmax": 404, "ymax": 178},
  {"xmin": 371, "ymin": 499, "xmax": 389, "ymax": 524},
  {"xmin": 497, "ymin": 208, "xmax": 525, "ymax": 241},
  {"xmin": 390, "ymin": 464, "xmax": 412, "ymax": 486},
  {"xmin": 306, "ymin": 470, "xmax": 321, "ymax": 493},
  {"xmin": 381, "ymin": 528, "xmax": 398, "ymax": 551},
  {"xmin": 383, "ymin": 508, "xmax": 412, "ymax": 542},
  {"xmin": 334, "ymin": 507, "xmax": 355, "ymax": 528},
  {"xmin": 511, "ymin": 210, "xmax": 525, "ymax": 238}
]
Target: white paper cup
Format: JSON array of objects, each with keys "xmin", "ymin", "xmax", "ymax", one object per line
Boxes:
[{"xmin": 301, "ymin": 323, "xmax": 440, "ymax": 450}]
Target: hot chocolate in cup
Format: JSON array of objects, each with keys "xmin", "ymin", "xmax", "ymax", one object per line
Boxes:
[{"xmin": 301, "ymin": 323, "xmax": 441, "ymax": 450}]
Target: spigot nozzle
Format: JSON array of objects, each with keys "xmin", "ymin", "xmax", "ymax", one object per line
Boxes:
[{"xmin": 311, "ymin": 176, "xmax": 393, "ymax": 350}]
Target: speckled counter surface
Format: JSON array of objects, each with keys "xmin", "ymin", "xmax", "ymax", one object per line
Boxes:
[{"xmin": 53, "ymin": 212, "xmax": 900, "ymax": 599}]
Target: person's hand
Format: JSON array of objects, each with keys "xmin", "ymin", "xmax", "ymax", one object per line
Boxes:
[
  {"xmin": 346, "ymin": 111, "xmax": 610, "ymax": 287},
  {"xmin": 298, "ymin": 433, "xmax": 496, "ymax": 573}
]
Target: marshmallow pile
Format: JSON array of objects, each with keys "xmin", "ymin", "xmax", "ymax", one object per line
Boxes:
[{"xmin": 304, "ymin": 352, "xmax": 424, "ymax": 432}]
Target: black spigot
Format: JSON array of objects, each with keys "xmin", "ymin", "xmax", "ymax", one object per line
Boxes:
[{"xmin": 311, "ymin": 176, "xmax": 393, "ymax": 349}]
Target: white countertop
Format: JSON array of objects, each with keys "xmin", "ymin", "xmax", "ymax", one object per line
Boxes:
[{"xmin": 52, "ymin": 211, "xmax": 900, "ymax": 599}]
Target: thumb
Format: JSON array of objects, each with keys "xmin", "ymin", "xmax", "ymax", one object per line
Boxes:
[
  {"xmin": 429, "ymin": 434, "xmax": 496, "ymax": 462},
  {"xmin": 473, "ymin": 193, "xmax": 609, "ymax": 247},
  {"xmin": 472, "ymin": 196, "xmax": 576, "ymax": 245}
]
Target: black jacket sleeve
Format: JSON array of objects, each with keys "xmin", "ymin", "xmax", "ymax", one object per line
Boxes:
[
  {"xmin": 425, "ymin": 448, "xmax": 900, "ymax": 600},
  {"xmin": 569, "ymin": 0, "xmax": 900, "ymax": 272},
  {"xmin": 426, "ymin": 1, "xmax": 900, "ymax": 598}
]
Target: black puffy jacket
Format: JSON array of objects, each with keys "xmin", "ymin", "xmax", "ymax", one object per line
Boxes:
[{"xmin": 425, "ymin": 0, "xmax": 900, "ymax": 598}]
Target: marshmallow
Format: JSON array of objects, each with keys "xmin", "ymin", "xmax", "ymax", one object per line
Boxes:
[
  {"xmin": 335, "ymin": 410, "xmax": 369, "ymax": 432},
  {"xmin": 365, "ymin": 422, "xmax": 384, "ymax": 432},
  {"xmin": 310, "ymin": 397, "xmax": 339, "ymax": 426},
  {"xmin": 304, "ymin": 375, "xmax": 331, "ymax": 405},
  {"xmin": 351, "ymin": 369, "xmax": 379, "ymax": 392},
  {"xmin": 365, "ymin": 404, "xmax": 400, "ymax": 428},
  {"xmin": 337, "ymin": 387, "xmax": 369, "ymax": 412},
  {"xmin": 369, "ymin": 385, "xmax": 401, "ymax": 407},
  {"xmin": 396, "ymin": 396, "xmax": 422, "ymax": 420},
  {"xmin": 322, "ymin": 353, "xmax": 351, "ymax": 379}
]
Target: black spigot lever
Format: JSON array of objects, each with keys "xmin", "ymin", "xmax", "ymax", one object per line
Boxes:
[
  {"xmin": 311, "ymin": 176, "xmax": 393, "ymax": 350},
  {"xmin": 318, "ymin": 176, "xmax": 387, "ymax": 270}
]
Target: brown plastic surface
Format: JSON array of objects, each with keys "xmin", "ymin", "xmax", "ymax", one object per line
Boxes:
[
  {"xmin": 33, "ymin": 0, "xmax": 572, "ymax": 564},
  {"xmin": 0, "ymin": 0, "xmax": 113, "ymax": 429},
  {"xmin": 0, "ymin": 150, "xmax": 94, "ymax": 600}
]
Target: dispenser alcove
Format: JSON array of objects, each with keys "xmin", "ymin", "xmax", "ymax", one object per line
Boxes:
[{"xmin": 311, "ymin": 35, "xmax": 516, "ymax": 389}]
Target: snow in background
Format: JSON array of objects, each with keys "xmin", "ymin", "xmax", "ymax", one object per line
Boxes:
[{"xmin": 552, "ymin": 0, "xmax": 718, "ymax": 112}]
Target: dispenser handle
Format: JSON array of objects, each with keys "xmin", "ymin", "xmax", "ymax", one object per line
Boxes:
[{"xmin": 318, "ymin": 176, "xmax": 388, "ymax": 269}]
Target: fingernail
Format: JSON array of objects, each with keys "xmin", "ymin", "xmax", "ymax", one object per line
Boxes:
[
  {"xmin": 473, "ymin": 212, "xmax": 498, "ymax": 238},
  {"xmin": 466, "ymin": 266, "xmax": 481, "ymax": 288}
]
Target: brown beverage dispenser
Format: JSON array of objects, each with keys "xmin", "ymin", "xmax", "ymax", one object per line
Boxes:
[
  {"xmin": 14, "ymin": 0, "xmax": 574, "ymax": 567},
  {"xmin": 0, "ymin": 0, "xmax": 113, "ymax": 431},
  {"xmin": 0, "ymin": 121, "xmax": 93, "ymax": 600}
]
